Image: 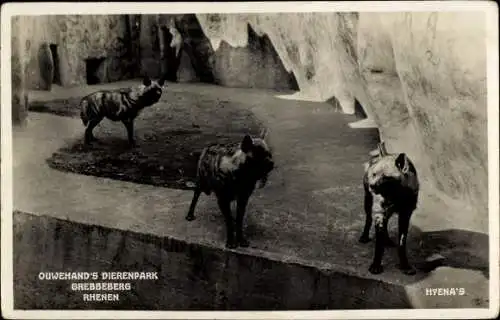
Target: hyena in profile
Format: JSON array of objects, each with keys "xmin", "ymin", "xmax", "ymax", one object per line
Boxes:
[
  {"xmin": 79, "ymin": 76, "xmax": 166, "ymax": 146},
  {"xmin": 186, "ymin": 130, "xmax": 275, "ymax": 249},
  {"xmin": 359, "ymin": 141, "xmax": 419, "ymax": 275}
]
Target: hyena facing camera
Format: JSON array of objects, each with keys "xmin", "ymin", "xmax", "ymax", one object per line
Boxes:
[
  {"xmin": 186, "ymin": 129, "xmax": 275, "ymax": 249},
  {"xmin": 360, "ymin": 141, "xmax": 419, "ymax": 275},
  {"xmin": 79, "ymin": 76, "xmax": 166, "ymax": 146}
]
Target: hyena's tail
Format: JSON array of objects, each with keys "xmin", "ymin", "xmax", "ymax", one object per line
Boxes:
[{"xmin": 80, "ymin": 99, "xmax": 89, "ymax": 126}]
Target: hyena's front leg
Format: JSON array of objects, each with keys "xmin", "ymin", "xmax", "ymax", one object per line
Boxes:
[
  {"xmin": 236, "ymin": 193, "xmax": 251, "ymax": 248},
  {"xmin": 186, "ymin": 188, "xmax": 201, "ymax": 221},
  {"xmin": 122, "ymin": 119, "xmax": 136, "ymax": 146},
  {"xmin": 359, "ymin": 187, "xmax": 373, "ymax": 243},
  {"xmin": 369, "ymin": 193, "xmax": 386, "ymax": 275},
  {"xmin": 85, "ymin": 117, "xmax": 103, "ymax": 145},
  {"xmin": 216, "ymin": 196, "xmax": 236, "ymax": 249},
  {"xmin": 397, "ymin": 211, "xmax": 416, "ymax": 275},
  {"xmin": 383, "ymin": 215, "xmax": 396, "ymax": 247}
]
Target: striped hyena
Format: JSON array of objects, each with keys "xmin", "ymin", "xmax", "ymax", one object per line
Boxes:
[
  {"xmin": 186, "ymin": 130, "xmax": 275, "ymax": 249},
  {"xmin": 359, "ymin": 141, "xmax": 419, "ymax": 275},
  {"xmin": 80, "ymin": 76, "xmax": 166, "ymax": 146}
]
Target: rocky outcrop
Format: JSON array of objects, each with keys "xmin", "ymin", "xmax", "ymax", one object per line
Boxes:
[
  {"xmin": 194, "ymin": 14, "xmax": 298, "ymax": 90},
  {"xmin": 138, "ymin": 14, "xmax": 298, "ymax": 90},
  {"xmin": 173, "ymin": 14, "xmax": 216, "ymax": 84},
  {"xmin": 16, "ymin": 14, "xmax": 303, "ymax": 91},
  {"xmin": 210, "ymin": 23, "xmax": 298, "ymax": 90},
  {"xmin": 138, "ymin": 15, "xmax": 163, "ymax": 79},
  {"xmin": 138, "ymin": 14, "xmax": 200, "ymax": 83},
  {"xmin": 194, "ymin": 13, "xmax": 365, "ymax": 114},
  {"xmin": 17, "ymin": 15, "xmax": 138, "ymax": 89},
  {"xmin": 358, "ymin": 13, "xmax": 487, "ymax": 230},
  {"xmin": 11, "ymin": 17, "xmax": 29, "ymax": 125}
]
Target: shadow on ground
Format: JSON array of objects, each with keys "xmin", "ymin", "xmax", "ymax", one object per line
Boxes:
[
  {"xmin": 409, "ymin": 227, "xmax": 489, "ymax": 278},
  {"xmin": 32, "ymin": 91, "xmax": 263, "ymax": 190},
  {"xmin": 360, "ymin": 204, "xmax": 489, "ymax": 279}
]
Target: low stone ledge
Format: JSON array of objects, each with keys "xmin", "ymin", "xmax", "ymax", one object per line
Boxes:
[{"xmin": 13, "ymin": 210, "xmax": 412, "ymax": 310}]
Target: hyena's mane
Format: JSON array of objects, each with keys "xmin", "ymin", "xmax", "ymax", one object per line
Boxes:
[
  {"xmin": 196, "ymin": 142, "xmax": 243, "ymax": 194},
  {"xmin": 121, "ymin": 80, "xmax": 163, "ymax": 107}
]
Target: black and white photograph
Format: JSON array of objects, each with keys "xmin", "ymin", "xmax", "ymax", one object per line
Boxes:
[{"xmin": 1, "ymin": 1, "xmax": 499, "ymax": 319}]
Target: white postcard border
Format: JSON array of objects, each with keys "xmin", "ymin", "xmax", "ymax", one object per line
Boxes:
[{"xmin": 1, "ymin": 2, "xmax": 498, "ymax": 319}]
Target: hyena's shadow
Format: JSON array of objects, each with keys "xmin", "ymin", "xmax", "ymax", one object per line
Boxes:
[
  {"xmin": 64, "ymin": 137, "xmax": 134, "ymax": 153},
  {"xmin": 231, "ymin": 203, "xmax": 268, "ymax": 239},
  {"xmin": 202, "ymin": 203, "xmax": 268, "ymax": 241},
  {"xmin": 242, "ymin": 212, "xmax": 268, "ymax": 240},
  {"xmin": 407, "ymin": 227, "xmax": 489, "ymax": 278}
]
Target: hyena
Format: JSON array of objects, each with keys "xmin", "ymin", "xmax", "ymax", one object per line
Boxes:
[
  {"xmin": 186, "ymin": 130, "xmax": 275, "ymax": 249},
  {"xmin": 79, "ymin": 76, "xmax": 166, "ymax": 146},
  {"xmin": 359, "ymin": 141, "xmax": 419, "ymax": 275}
]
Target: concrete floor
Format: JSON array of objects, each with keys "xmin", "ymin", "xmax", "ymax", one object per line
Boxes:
[{"xmin": 11, "ymin": 80, "xmax": 490, "ymax": 309}]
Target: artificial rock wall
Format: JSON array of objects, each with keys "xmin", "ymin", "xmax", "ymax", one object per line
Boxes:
[
  {"xmin": 13, "ymin": 14, "xmax": 300, "ymax": 92},
  {"xmin": 13, "ymin": 15, "xmax": 138, "ymax": 90},
  {"xmin": 11, "ymin": 17, "xmax": 29, "ymax": 125},
  {"xmin": 193, "ymin": 12, "xmax": 488, "ymax": 230},
  {"xmin": 10, "ymin": 12, "xmax": 488, "ymax": 230},
  {"xmin": 138, "ymin": 14, "xmax": 200, "ymax": 83},
  {"xmin": 138, "ymin": 14, "xmax": 297, "ymax": 90},
  {"xmin": 359, "ymin": 12, "xmax": 487, "ymax": 225}
]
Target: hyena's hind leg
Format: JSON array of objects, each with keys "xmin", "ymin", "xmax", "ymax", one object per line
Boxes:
[
  {"xmin": 382, "ymin": 216, "xmax": 396, "ymax": 247},
  {"xmin": 186, "ymin": 187, "xmax": 202, "ymax": 221},
  {"xmin": 216, "ymin": 195, "xmax": 236, "ymax": 249},
  {"xmin": 397, "ymin": 211, "xmax": 416, "ymax": 275},
  {"xmin": 359, "ymin": 186, "xmax": 373, "ymax": 243},
  {"xmin": 235, "ymin": 194, "xmax": 251, "ymax": 248},
  {"xmin": 84, "ymin": 117, "xmax": 103, "ymax": 145},
  {"xmin": 122, "ymin": 119, "xmax": 136, "ymax": 146},
  {"xmin": 369, "ymin": 212, "xmax": 387, "ymax": 274}
]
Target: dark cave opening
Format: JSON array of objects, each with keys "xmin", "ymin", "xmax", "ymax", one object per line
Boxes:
[
  {"xmin": 161, "ymin": 26, "xmax": 182, "ymax": 82},
  {"xmin": 49, "ymin": 44, "xmax": 61, "ymax": 85},
  {"xmin": 354, "ymin": 98, "xmax": 368, "ymax": 119},
  {"xmin": 86, "ymin": 57, "xmax": 106, "ymax": 85}
]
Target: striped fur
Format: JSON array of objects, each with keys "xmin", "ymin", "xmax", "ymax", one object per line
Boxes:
[
  {"xmin": 360, "ymin": 141, "xmax": 420, "ymax": 275},
  {"xmin": 186, "ymin": 131, "xmax": 274, "ymax": 249},
  {"xmin": 79, "ymin": 76, "xmax": 166, "ymax": 146}
]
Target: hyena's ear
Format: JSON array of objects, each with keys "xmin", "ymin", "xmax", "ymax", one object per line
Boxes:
[
  {"xmin": 241, "ymin": 135, "xmax": 254, "ymax": 153},
  {"xmin": 395, "ymin": 153, "xmax": 410, "ymax": 173},
  {"xmin": 143, "ymin": 76, "xmax": 152, "ymax": 86},
  {"xmin": 378, "ymin": 141, "xmax": 388, "ymax": 157},
  {"xmin": 259, "ymin": 128, "xmax": 269, "ymax": 140},
  {"xmin": 363, "ymin": 162, "xmax": 370, "ymax": 172},
  {"xmin": 158, "ymin": 75, "xmax": 167, "ymax": 87}
]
